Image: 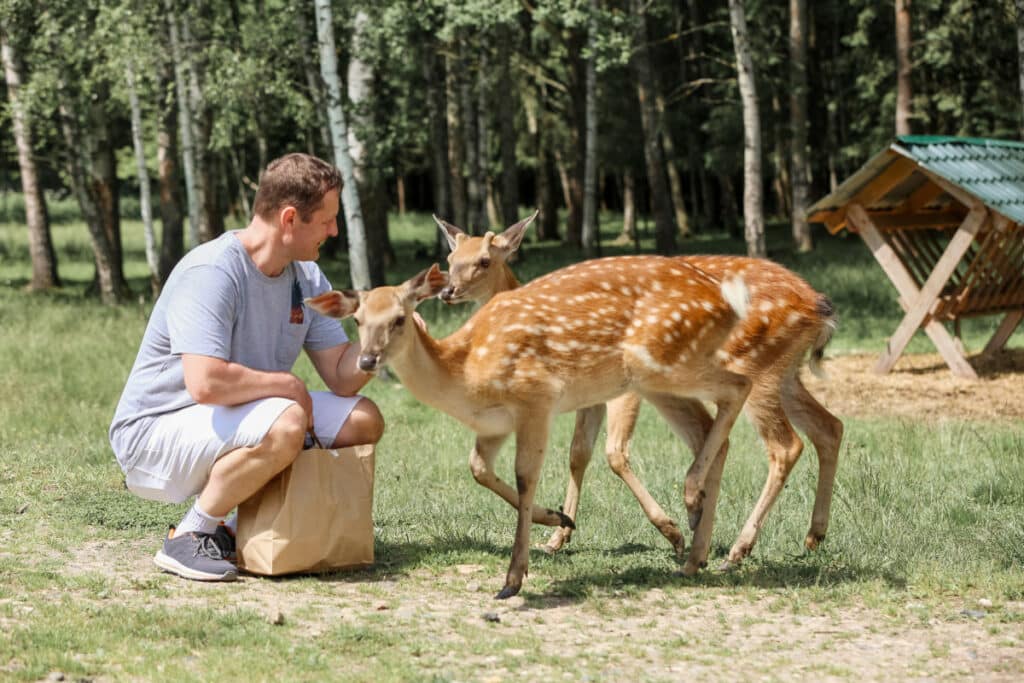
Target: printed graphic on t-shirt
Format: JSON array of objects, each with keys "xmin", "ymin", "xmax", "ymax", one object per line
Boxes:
[{"xmin": 290, "ymin": 276, "xmax": 304, "ymax": 324}]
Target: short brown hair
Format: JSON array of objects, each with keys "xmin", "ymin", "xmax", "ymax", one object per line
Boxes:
[{"xmin": 252, "ymin": 153, "xmax": 343, "ymax": 222}]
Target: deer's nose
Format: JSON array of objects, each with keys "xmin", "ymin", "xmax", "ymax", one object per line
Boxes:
[
  {"xmin": 358, "ymin": 354, "xmax": 380, "ymax": 372},
  {"xmin": 439, "ymin": 285, "xmax": 456, "ymax": 303}
]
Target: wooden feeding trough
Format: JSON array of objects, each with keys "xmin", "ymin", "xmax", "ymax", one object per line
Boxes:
[{"xmin": 808, "ymin": 136, "xmax": 1024, "ymax": 379}]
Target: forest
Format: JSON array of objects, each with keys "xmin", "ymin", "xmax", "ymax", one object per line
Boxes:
[{"xmin": 2, "ymin": 0, "xmax": 1022, "ymax": 301}]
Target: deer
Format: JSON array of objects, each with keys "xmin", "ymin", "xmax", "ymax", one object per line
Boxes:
[
  {"xmin": 306, "ymin": 258, "xmax": 752, "ymax": 598},
  {"xmin": 435, "ymin": 211, "xmax": 843, "ymax": 574}
]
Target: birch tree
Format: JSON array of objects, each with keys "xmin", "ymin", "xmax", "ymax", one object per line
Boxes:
[
  {"xmin": 125, "ymin": 58, "xmax": 158, "ymax": 292},
  {"xmin": 728, "ymin": 0, "xmax": 765, "ymax": 258},
  {"xmin": 164, "ymin": 0, "xmax": 199, "ymax": 248},
  {"xmin": 314, "ymin": 0, "xmax": 370, "ymax": 290},
  {"xmin": 1, "ymin": 24, "xmax": 59, "ymax": 290}
]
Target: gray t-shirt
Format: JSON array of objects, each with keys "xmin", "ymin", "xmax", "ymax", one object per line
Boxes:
[{"xmin": 109, "ymin": 231, "xmax": 348, "ymax": 470}]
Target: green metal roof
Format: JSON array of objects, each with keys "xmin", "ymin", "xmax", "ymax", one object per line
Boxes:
[{"xmin": 808, "ymin": 136, "xmax": 1024, "ymax": 226}]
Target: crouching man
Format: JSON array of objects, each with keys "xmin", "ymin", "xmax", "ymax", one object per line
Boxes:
[{"xmin": 109, "ymin": 153, "xmax": 383, "ymax": 581}]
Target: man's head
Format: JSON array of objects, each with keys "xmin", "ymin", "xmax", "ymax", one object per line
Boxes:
[{"xmin": 253, "ymin": 153, "xmax": 342, "ymax": 223}]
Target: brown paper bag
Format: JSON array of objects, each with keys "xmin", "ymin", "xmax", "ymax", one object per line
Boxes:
[{"xmin": 236, "ymin": 443, "xmax": 375, "ymax": 576}]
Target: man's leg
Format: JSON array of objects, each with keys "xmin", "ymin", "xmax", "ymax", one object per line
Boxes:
[{"xmin": 329, "ymin": 397, "xmax": 384, "ymax": 448}]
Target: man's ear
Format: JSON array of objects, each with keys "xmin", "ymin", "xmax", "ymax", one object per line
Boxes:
[
  {"xmin": 491, "ymin": 209, "xmax": 537, "ymax": 254},
  {"xmin": 401, "ymin": 264, "xmax": 449, "ymax": 305},
  {"xmin": 305, "ymin": 290, "xmax": 360, "ymax": 318},
  {"xmin": 433, "ymin": 215, "xmax": 467, "ymax": 252}
]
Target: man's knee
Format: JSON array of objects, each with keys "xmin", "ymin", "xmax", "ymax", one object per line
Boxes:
[
  {"xmin": 335, "ymin": 398, "xmax": 385, "ymax": 447},
  {"xmin": 265, "ymin": 403, "xmax": 307, "ymax": 455}
]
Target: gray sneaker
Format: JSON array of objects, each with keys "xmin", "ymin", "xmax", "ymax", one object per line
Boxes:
[{"xmin": 153, "ymin": 526, "xmax": 238, "ymax": 582}]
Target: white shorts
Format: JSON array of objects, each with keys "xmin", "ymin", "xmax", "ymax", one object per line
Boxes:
[{"xmin": 124, "ymin": 391, "xmax": 363, "ymax": 504}]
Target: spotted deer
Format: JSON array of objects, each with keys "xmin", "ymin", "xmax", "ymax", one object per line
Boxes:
[
  {"xmin": 436, "ymin": 212, "xmax": 843, "ymax": 572},
  {"xmin": 306, "ymin": 259, "xmax": 751, "ymax": 598}
]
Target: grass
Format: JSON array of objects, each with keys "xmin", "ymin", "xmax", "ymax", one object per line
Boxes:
[{"xmin": 1, "ymin": 212, "xmax": 1023, "ymax": 680}]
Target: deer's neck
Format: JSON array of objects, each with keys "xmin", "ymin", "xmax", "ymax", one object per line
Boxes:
[
  {"xmin": 386, "ymin": 324, "xmax": 510, "ymax": 434},
  {"xmin": 499, "ymin": 264, "xmax": 521, "ymax": 293}
]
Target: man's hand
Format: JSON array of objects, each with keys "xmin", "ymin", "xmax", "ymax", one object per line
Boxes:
[{"xmin": 285, "ymin": 374, "xmax": 315, "ymax": 432}]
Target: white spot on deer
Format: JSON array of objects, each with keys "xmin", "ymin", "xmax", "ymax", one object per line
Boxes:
[
  {"xmin": 701, "ymin": 301, "xmax": 715, "ymax": 312},
  {"xmin": 716, "ymin": 349, "xmax": 731, "ymax": 363},
  {"xmin": 506, "ymin": 342, "xmax": 519, "ymax": 353},
  {"xmin": 662, "ymin": 332, "xmax": 673, "ymax": 344},
  {"xmin": 670, "ymin": 310, "xmax": 682, "ymax": 322},
  {"xmin": 475, "ymin": 347, "xmax": 489, "ymax": 357},
  {"xmin": 652, "ymin": 280, "xmax": 663, "ymax": 292},
  {"xmin": 549, "ymin": 326, "xmax": 564, "ymax": 335},
  {"xmin": 623, "ymin": 343, "xmax": 668, "ymax": 373},
  {"xmin": 758, "ymin": 301, "xmax": 774, "ymax": 313},
  {"xmin": 662, "ymin": 318, "xmax": 673, "ymax": 328},
  {"xmin": 689, "ymin": 339, "xmax": 699, "ymax": 351},
  {"xmin": 786, "ymin": 311, "xmax": 802, "ymax": 326},
  {"xmin": 600, "ymin": 282, "xmax": 612, "ymax": 291},
  {"xmin": 760, "ymin": 315, "xmax": 770, "ymax": 326}
]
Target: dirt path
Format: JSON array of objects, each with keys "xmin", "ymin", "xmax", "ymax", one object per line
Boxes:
[
  {"xmin": 56, "ymin": 539, "xmax": 1024, "ymax": 682},
  {"xmin": 805, "ymin": 349, "xmax": 1024, "ymax": 423}
]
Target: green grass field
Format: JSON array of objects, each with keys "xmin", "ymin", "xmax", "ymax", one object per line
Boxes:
[{"xmin": 1, "ymin": 213, "xmax": 1022, "ymax": 681}]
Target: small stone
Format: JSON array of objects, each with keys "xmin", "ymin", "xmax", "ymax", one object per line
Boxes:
[
  {"xmin": 482, "ymin": 612, "xmax": 500, "ymax": 623},
  {"xmin": 15, "ymin": 503, "xmax": 28, "ymax": 515},
  {"xmin": 374, "ymin": 602, "xmax": 389, "ymax": 611},
  {"xmin": 978, "ymin": 598, "xmax": 993, "ymax": 608},
  {"xmin": 466, "ymin": 581, "xmax": 481, "ymax": 592},
  {"xmin": 46, "ymin": 673, "xmax": 65, "ymax": 682},
  {"xmin": 266, "ymin": 609, "xmax": 285, "ymax": 626}
]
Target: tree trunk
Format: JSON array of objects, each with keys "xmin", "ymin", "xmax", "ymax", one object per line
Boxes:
[
  {"xmin": 315, "ymin": 0, "xmax": 371, "ymax": 290},
  {"xmin": 895, "ymin": 0, "xmax": 913, "ymax": 136},
  {"xmin": 613, "ymin": 169, "xmax": 637, "ymax": 246},
  {"xmin": 497, "ymin": 39, "xmax": 519, "ymax": 226},
  {"xmin": 58, "ymin": 88, "xmax": 129, "ymax": 304},
  {"xmin": 157, "ymin": 61, "xmax": 184, "ymax": 285},
  {"xmin": 564, "ymin": 39, "xmax": 586, "ymax": 248},
  {"xmin": 631, "ymin": 0, "xmax": 677, "ymax": 254},
  {"xmin": 181, "ymin": 8, "xmax": 221, "ymax": 244},
  {"xmin": 728, "ymin": 0, "xmax": 765, "ymax": 257},
  {"xmin": 125, "ymin": 59, "xmax": 159, "ymax": 294},
  {"xmin": 770, "ymin": 93, "xmax": 791, "ymax": 218},
  {"xmin": 295, "ymin": 3, "xmax": 331, "ymax": 156},
  {"xmin": 581, "ymin": 0, "xmax": 600, "ymax": 257},
  {"xmin": 719, "ymin": 173, "xmax": 742, "ymax": 241},
  {"xmin": 422, "ymin": 43, "xmax": 453, "ymax": 255},
  {"xmin": 789, "ymin": 0, "xmax": 812, "ymax": 252},
  {"xmin": 164, "ymin": 0, "xmax": 199, "ymax": 248},
  {"xmin": 1018, "ymin": 0, "xmax": 1024, "ymax": 136},
  {"xmin": 654, "ymin": 91, "xmax": 691, "ymax": 239},
  {"xmin": 461, "ymin": 56, "xmax": 484, "ymax": 234},
  {"xmin": 445, "ymin": 45, "xmax": 469, "ymax": 229},
  {"xmin": 1, "ymin": 28, "xmax": 59, "ymax": 290},
  {"xmin": 347, "ymin": 9, "xmax": 390, "ymax": 284}
]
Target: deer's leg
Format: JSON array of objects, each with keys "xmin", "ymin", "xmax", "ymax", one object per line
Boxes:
[
  {"xmin": 781, "ymin": 375, "xmax": 843, "ymax": 551},
  {"xmin": 680, "ymin": 370, "xmax": 750, "ymax": 531},
  {"xmin": 542, "ymin": 403, "xmax": 605, "ymax": 554},
  {"xmin": 647, "ymin": 395, "xmax": 726, "ymax": 574},
  {"xmin": 497, "ymin": 414, "xmax": 552, "ymax": 600},
  {"xmin": 612, "ymin": 393, "xmax": 686, "ymax": 560},
  {"xmin": 723, "ymin": 382, "xmax": 803, "ymax": 568},
  {"xmin": 469, "ymin": 434, "xmax": 572, "ymax": 528}
]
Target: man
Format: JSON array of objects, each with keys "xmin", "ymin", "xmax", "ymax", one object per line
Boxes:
[{"xmin": 109, "ymin": 153, "xmax": 383, "ymax": 582}]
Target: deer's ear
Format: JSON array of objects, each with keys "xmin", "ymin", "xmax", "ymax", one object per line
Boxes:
[
  {"xmin": 492, "ymin": 209, "xmax": 537, "ymax": 253},
  {"xmin": 402, "ymin": 264, "xmax": 449, "ymax": 304},
  {"xmin": 433, "ymin": 215, "xmax": 467, "ymax": 252},
  {"xmin": 305, "ymin": 290, "xmax": 360, "ymax": 319}
]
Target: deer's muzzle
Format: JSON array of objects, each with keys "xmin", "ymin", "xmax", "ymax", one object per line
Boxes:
[{"xmin": 358, "ymin": 353, "xmax": 381, "ymax": 372}]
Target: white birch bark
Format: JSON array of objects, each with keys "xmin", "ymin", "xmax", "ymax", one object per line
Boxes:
[
  {"xmin": 164, "ymin": 0, "xmax": 199, "ymax": 248},
  {"xmin": 728, "ymin": 0, "xmax": 765, "ymax": 257},
  {"xmin": 125, "ymin": 59, "xmax": 158, "ymax": 284},
  {"xmin": 314, "ymin": 0, "xmax": 370, "ymax": 290}
]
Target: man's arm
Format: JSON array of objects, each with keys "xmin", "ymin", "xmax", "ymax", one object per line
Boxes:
[
  {"xmin": 306, "ymin": 342, "xmax": 373, "ymax": 397},
  {"xmin": 182, "ymin": 353, "xmax": 314, "ymax": 425}
]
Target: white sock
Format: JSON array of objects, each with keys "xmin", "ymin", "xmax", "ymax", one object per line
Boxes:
[
  {"xmin": 176, "ymin": 500, "xmax": 224, "ymax": 536},
  {"xmin": 224, "ymin": 511, "xmax": 238, "ymax": 533}
]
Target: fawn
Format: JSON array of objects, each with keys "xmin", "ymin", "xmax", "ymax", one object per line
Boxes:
[
  {"xmin": 436, "ymin": 212, "xmax": 843, "ymax": 573},
  {"xmin": 307, "ymin": 258, "xmax": 751, "ymax": 598}
]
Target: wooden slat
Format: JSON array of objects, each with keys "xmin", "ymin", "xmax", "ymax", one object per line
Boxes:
[
  {"xmin": 983, "ymin": 311, "xmax": 1024, "ymax": 354},
  {"xmin": 829, "ymin": 157, "xmax": 918, "ymax": 234},
  {"xmin": 902, "ymin": 180, "xmax": 946, "ymax": 213},
  {"xmin": 871, "ymin": 209, "xmax": 968, "ymax": 230}
]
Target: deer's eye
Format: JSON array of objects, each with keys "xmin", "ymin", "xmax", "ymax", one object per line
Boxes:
[
  {"xmin": 394, "ymin": 315, "xmax": 406, "ymax": 328},
  {"xmin": 479, "ymin": 258, "xmax": 491, "ymax": 269}
]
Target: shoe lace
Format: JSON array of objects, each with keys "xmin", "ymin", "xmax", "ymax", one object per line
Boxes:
[{"xmin": 194, "ymin": 533, "xmax": 227, "ymax": 561}]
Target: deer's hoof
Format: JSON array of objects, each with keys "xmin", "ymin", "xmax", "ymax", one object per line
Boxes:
[
  {"xmin": 495, "ymin": 584, "xmax": 521, "ymax": 600},
  {"xmin": 805, "ymin": 532, "xmax": 825, "ymax": 551},
  {"xmin": 718, "ymin": 559, "xmax": 739, "ymax": 573}
]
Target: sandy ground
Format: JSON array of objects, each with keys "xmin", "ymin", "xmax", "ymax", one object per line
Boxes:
[{"xmin": 805, "ymin": 348, "xmax": 1024, "ymax": 423}]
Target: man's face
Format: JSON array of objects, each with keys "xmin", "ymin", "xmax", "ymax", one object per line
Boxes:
[{"xmin": 290, "ymin": 189, "xmax": 340, "ymax": 261}]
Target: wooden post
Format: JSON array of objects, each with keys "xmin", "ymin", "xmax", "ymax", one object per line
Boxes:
[{"xmin": 847, "ymin": 203, "xmax": 983, "ymax": 379}]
